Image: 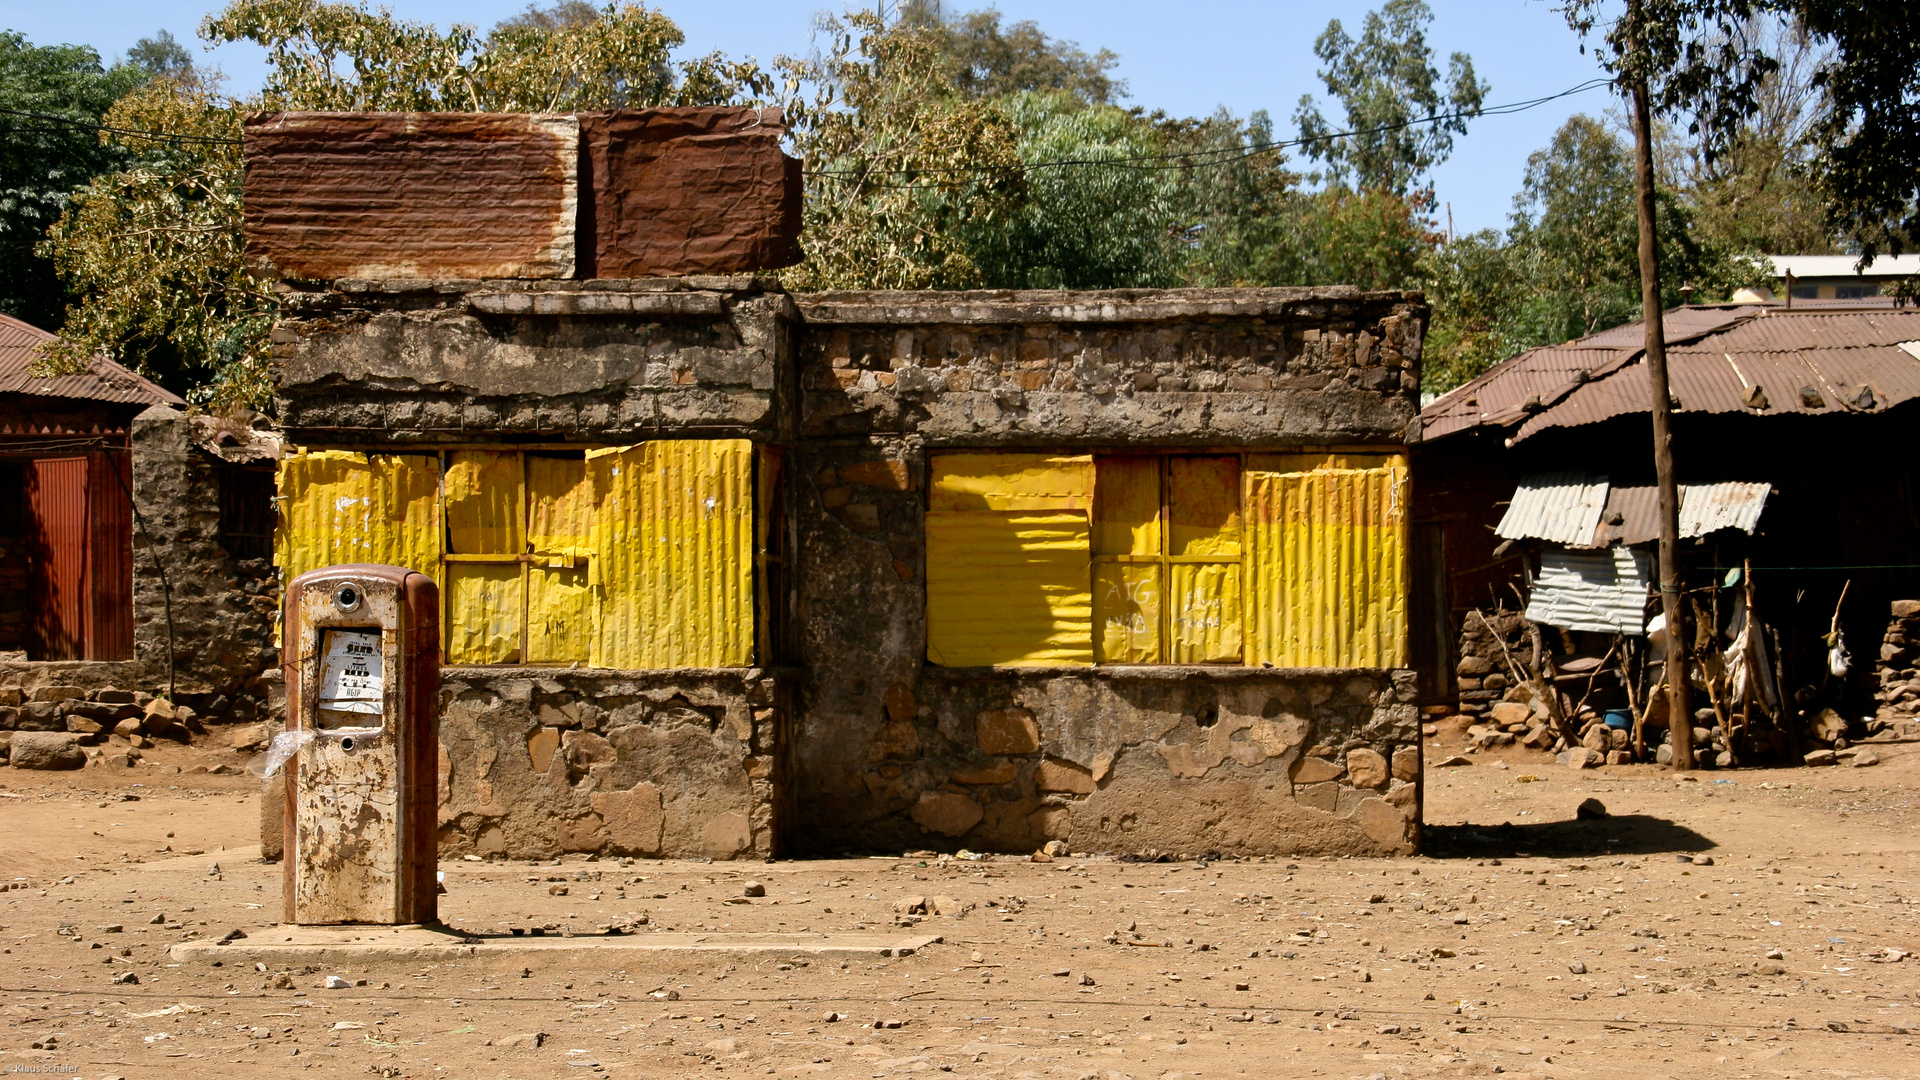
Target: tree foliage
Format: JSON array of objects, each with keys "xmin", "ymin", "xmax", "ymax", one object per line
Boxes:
[
  {"xmin": 1293, "ymin": 0, "xmax": 1485, "ymax": 197},
  {"xmin": 897, "ymin": 0, "xmax": 1124, "ymax": 106},
  {"xmin": 1795, "ymin": 0, "xmax": 1920, "ymax": 261},
  {"xmin": 1417, "ymin": 113, "xmax": 1760, "ymax": 393},
  {"xmin": 0, "ymin": 34, "xmax": 149, "ymax": 329}
]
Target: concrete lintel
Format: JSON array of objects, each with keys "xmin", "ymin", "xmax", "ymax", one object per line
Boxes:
[
  {"xmin": 467, "ymin": 291, "xmax": 728, "ymax": 319},
  {"xmin": 169, "ymin": 926, "xmax": 942, "ymax": 965}
]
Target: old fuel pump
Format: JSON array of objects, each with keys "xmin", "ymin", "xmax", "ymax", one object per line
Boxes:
[{"xmin": 280, "ymin": 564, "xmax": 439, "ymax": 925}]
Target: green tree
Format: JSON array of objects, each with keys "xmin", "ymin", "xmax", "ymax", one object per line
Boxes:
[
  {"xmin": 0, "ymin": 33, "xmax": 147, "ymax": 328},
  {"xmin": 40, "ymin": 0, "xmax": 767, "ymax": 406},
  {"xmin": 1293, "ymin": 0, "xmax": 1486, "ymax": 197},
  {"xmin": 962, "ymin": 91, "xmax": 1179, "ymax": 289},
  {"xmin": 898, "ymin": 0, "xmax": 1124, "ymax": 106},
  {"xmin": 777, "ymin": 10, "xmax": 1023, "ymax": 290},
  {"xmin": 1795, "ymin": 0, "xmax": 1920, "ymax": 262}
]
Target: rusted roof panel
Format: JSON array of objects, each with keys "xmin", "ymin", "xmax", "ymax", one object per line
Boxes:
[
  {"xmin": 1495, "ymin": 472, "xmax": 1609, "ymax": 546},
  {"xmin": 244, "ymin": 112, "xmax": 579, "ymax": 280},
  {"xmin": 1426, "ymin": 304, "xmax": 1920, "ymax": 443},
  {"xmin": 0, "ymin": 314, "xmax": 184, "ymax": 406},
  {"xmin": 1590, "ymin": 481, "xmax": 1770, "ymax": 547}
]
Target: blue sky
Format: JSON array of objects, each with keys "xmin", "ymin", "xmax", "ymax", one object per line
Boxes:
[{"xmin": 5, "ymin": 0, "xmax": 1618, "ymax": 234}]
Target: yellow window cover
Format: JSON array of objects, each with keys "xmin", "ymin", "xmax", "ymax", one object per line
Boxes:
[
  {"xmin": 444, "ymin": 451, "xmax": 524, "ymax": 555},
  {"xmin": 589, "ymin": 439, "xmax": 754, "ymax": 669},
  {"xmin": 445, "ymin": 562, "xmax": 522, "ymax": 665},
  {"xmin": 1092, "ymin": 455, "xmax": 1159, "ymax": 556},
  {"xmin": 927, "ymin": 510, "xmax": 1092, "ymax": 667},
  {"xmin": 1093, "ymin": 562, "xmax": 1159, "ymax": 663},
  {"xmin": 528, "ymin": 455, "xmax": 593, "ymax": 558},
  {"xmin": 930, "ymin": 453, "xmax": 1093, "ymax": 511},
  {"xmin": 1244, "ymin": 455, "xmax": 1408, "ymax": 668},
  {"xmin": 275, "ymin": 450, "xmax": 442, "ymax": 585}
]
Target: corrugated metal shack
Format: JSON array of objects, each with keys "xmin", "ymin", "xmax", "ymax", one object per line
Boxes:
[
  {"xmin": 0, "ymin": 316, "xmax": 284, "ymax": 732},
  {"xmin": 1414, "ymin": 301, "xmax": 1920, "ymax": 766},
  {"xmin": 256, "ymin": 108, "xmax": 1430, "ymax": 860}
]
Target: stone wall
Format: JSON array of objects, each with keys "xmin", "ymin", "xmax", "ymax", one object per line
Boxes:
[
  {"xmin": 434, "ymin": 668, "xmax": 791, "ymax": 860},
  {"xmin": 1880, "ymin": 600, "xmax": 1920, "ymax": 718},
  {"xmin": 270, "ymin": 277, "xmax": 796, "ymax": 445},
  {"xmin": 0, "ymin": 407, "xmax": 280, "ymax": 719}
]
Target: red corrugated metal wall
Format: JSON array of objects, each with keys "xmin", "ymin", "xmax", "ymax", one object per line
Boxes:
[
  {"xmin": 21, "ymin": 453, "xmax": 133, "ymax": 661},
  {"xmin": 26, "ymin": 457, "xmax": 87, "ymax": 660},
  {"xmin": 88, "ymin": 451, "xmax": 133, "ymax": 660}
]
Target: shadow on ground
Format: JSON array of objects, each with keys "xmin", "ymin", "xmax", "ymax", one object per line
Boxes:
[{"xmin": 1424, "ymin": 814, "xmax": 1713, "ymax": 859}]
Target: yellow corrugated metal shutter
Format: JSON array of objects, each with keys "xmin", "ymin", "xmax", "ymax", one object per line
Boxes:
[
  {"xmin": 275, "ymin": 450, "xmax": 442, "ymax": 584},
  {"xmin": 589, "ymin": 439, "xmax": 754, "ymax": 669},
  {"xmin": 1245, "ymin": 452, "xmax": 1408, "ymax": 667},
  {"xmin": 445, "ymin": 563, "xmax": 522, "ymax": 664},
  {"xmin": 927, "ymin": 454, "xmax": 1093, "ymax": 667},
  {"xmin": 444, "ymin": 451, "xmax": 523, "ymax": 554},
  {"xmin": 525, "ymin": 455, "xmax": 593, "ymax": 663}
]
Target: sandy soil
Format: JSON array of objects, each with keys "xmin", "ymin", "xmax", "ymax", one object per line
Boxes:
[{"xmin": 3, "ymin": 723, "xmax": 1918, "ymax": 1080}]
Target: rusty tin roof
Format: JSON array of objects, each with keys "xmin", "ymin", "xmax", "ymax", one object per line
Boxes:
[
  {"xmin": 0, "ymin": 314, "xmax": 184, "ymax": 407},
  {"xmin": 1423, "ymin": 303, "xmax": 1920, "ymax": 443}
]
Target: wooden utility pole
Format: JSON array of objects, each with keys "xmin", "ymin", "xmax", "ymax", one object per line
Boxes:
[{"xmin": 1626, "ymin": 48, "xmax": 1695, "ymax": 770}]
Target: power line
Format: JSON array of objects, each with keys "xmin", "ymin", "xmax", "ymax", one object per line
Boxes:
[
  {"xmin": 0, "ymin": 106, "xmax": 241, "ymax": 146},
  {"xmin": 802, "ymin": 77, "xmax": 1618, "ymax": 187}
]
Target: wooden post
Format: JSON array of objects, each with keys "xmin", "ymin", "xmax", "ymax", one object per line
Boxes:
[{"xmin": 1627, "ymin": 56, "xmax": 1694, "ymax": 770}]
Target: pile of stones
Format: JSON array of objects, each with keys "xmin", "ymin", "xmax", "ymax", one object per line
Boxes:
[{"xmin": 0, "ymin": 686, "xmax": 202, "ymax": 770}]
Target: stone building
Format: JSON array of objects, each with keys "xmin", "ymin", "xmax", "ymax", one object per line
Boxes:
[{"xmin": 257, "ymin": 110, "xmax": 1429, "ymax": 860}]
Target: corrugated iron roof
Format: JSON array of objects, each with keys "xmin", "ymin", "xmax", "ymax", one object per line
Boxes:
[
  {"xmin": 1502, "ymin": 474, "xmax": 1771, "ymax": 547},
  {"xmin": 0, "ymin": 314, "xmax": 184, "ymax": 406},
  {"xmin": 1495, "ymin": 472, "xmax": 1609, "ymax": 546},
  {"xmin": 1422, "ymin": 304, "xmax": 1920, "ymax": 443}
]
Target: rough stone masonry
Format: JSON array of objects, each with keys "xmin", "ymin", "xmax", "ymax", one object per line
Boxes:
[{"xmin": 257, "ymin": 109, "xmax": 1429, "ymax": 862}]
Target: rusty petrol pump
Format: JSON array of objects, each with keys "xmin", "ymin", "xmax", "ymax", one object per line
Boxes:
[{"xmin": 279, "ymin": 564, "xmax": 440, "ymax": 925}]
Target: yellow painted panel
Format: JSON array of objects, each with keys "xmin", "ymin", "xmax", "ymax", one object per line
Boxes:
[
  {"xmin": 445, "ymin": 451, "xmax": 524, "ymax": 555},
  {"xmin": 1171, "ymin": 562, "xmax": 1243, "ymax": 663},
  {"xmin": 527, "ymin": 455, "xmax": 593, "ymax": 557},
  {"xmin": 590, "ymin": 439, "xmax": 754, "ymax": 669},
  {"xmin": 445, "ymin": 562, "xmax": 522, "ymax": 665},
  {"xmin": 1245, "ymin": 456, "xmax": 1408, "ymax": 668},
  {"xmin": 1092, "ymin": 455, "xmax": 1160, "ymax": 556},
  {"xmin": 1170, "ymin": 456, "xmax": 1241, "ymax": 556},
  {"xmin": 929, "ymin": 453, "xmax": 1093, "ymax": 511},
  {"xmin": 1247, "ymin": 451, "xmax": 1399, "ymax": 475},
  {"xmin": 527, "ymin": 565, "xmax": 591, "ymax": 663},
  {"xmin": 1093, "ymin": 561, "xmax": 1160, "ymax": 663},
  {"xmin": 926, "ymin": 510, "xmax": 1092, "ymax": 667},
  {"xmin": 275, "ymin": 451, "xmax": 442, "ymax": 585}
]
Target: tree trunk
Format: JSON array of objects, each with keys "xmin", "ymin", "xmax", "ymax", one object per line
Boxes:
[{"xmin": 1628, "ymin": 68, "xmax": 1694, "ymax": 771}]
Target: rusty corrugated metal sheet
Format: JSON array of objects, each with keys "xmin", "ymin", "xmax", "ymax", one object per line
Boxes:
[
  {"xmin": 26, "ymin": 457, "xmax": 89, "ymax": 660},
  {"xmin": 589, "ymin": 439, "xmax": 753, "ymax": 669},
  {"xmin": 243, "ymin": 112, "xmax": 579, "ymax": 280},
  {"xmin": 0, "ymin": 314, "xmax": 183, "ymax": 406},
  {"xmin": 1591, "ymin": 482, "xmax": 1771, "ymax": 547},
  {"xmin": 1495, "ymin": 472, "xmax": 1609, "ymax": 546},
  {"xmin": 580, "ymin": 109, "xmax": 803, "ymax": 278},
  {"xmin": 1425, "ymin": 305, "xmax": 1920, "ymax": 444},
  {"xmin": 1244, "ymin": 456, "xmax": 1408, "ymax": 668}
]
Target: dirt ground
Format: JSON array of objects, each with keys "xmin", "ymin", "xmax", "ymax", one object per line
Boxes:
[{"xmin": 4, "ymin": 722, "xmax": 1919, "ymax": 1080}]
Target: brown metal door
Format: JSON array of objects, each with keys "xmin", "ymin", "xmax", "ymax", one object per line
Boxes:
[
  {"xmin": 86, "ymin": 452, "xmax": 133, "ymax": 660},
  {"xmin": 26, "ymin": 457, "xmax": 88, "ymax": 661}
]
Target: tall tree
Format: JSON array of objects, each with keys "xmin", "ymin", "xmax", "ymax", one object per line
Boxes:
[
  {"xmin": 1293, "ymin": 0, "xmax": 1486, "ymax": 197},
  {"xmin": 898, "ymin": 0, "xmax": 1124, "ymax": 106},
  {"xmin": 1795, "ymin": 0, "xmax": 1920, "ymax": 263},
  {"xmin": 777, "ymin": 10, "xmax": 1023, "ymax": 290},
  {"xmin": 0, "ymin": 34, "xmax": 147, "ymax": 329}
]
